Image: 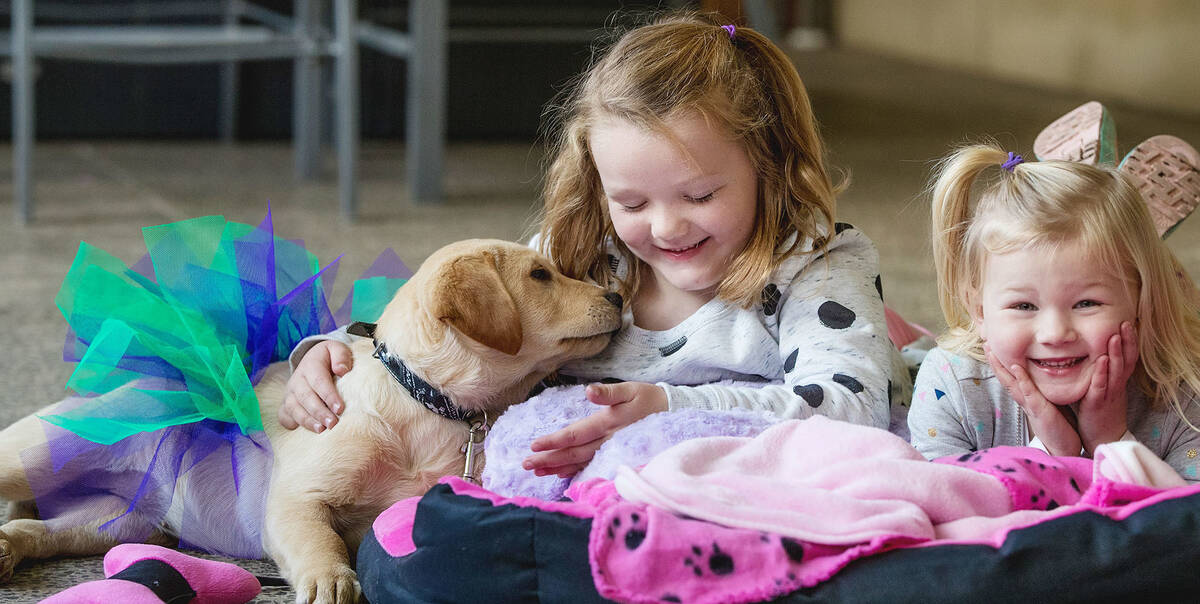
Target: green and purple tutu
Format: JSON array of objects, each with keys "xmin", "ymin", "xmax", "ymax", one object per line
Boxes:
[{"xmin": 25, "ymin": 208, "xmax": 409, "ymax": 557}]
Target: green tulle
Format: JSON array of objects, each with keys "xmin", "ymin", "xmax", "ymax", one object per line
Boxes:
[
  {"xmin": 43, "ymin": 213, "xmax": 407, "ymax": 445},
  {"xmin": 350, "ymin": 276, "xmax": 408, "ymax": 323}
]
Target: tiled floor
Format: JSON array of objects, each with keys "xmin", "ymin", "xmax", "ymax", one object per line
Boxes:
[{"xmin": 0, "ymin": 47, "xmax": 1197, "ymax": 602}]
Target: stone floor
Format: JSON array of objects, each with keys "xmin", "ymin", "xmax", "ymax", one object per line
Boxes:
[{"xmin": 0, "ymin": 47, "xmax": 1197, "ymax": 602}]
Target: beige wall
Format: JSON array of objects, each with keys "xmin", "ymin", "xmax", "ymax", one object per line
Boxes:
[{"xmin": 836, "ymin": 0, "xmax": 1200, "ymax": 117}]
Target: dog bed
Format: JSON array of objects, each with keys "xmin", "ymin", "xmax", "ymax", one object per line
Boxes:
[{"xmin": 358, "ymin": 417, "xmax": 1200, "ymax": 603}]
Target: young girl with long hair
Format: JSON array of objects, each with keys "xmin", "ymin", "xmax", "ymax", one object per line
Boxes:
[
  {"xmin": 282, "ymin": 12, "xmax": 910, "ymax": 477},
  {"xmin": 909, "ymin": 142, "xmax": 1200, "ymax": 479}
]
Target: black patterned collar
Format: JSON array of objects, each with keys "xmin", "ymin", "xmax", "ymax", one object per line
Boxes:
[{"xmin": 347, "ymin": 321, "xmax": 478, "ymax": 423}]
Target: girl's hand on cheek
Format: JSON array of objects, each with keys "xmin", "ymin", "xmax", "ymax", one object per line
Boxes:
[
  {"xmin": 522, "ymin": 382, "xmax": 668, "ymax": 478},
  {"xmin": 1076, "ymin": 322, "xmax": 1136, "ymax": 455},
  {"xmin": 985, "ymin": 343, "xmax": 1082, "ymax": 457}
]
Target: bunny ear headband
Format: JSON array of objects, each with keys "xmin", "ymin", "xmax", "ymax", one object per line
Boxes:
[{"xmin": 1034, "ymin": 101, "xmax": 1199, "ymax": 238}]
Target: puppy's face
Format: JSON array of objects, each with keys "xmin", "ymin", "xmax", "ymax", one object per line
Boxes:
[
  {"xmin": 375, "ymin": 239, "xmax": 622, "ymax": 400},
  {"xmin": 479, "ymin": 242, "xmax": 622, "ymax": 367}
]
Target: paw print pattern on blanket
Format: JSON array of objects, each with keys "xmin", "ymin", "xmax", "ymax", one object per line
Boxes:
[
  {"xmin": 934, "ymin": 446, "xmax": 1095, "ymax": 511},
  {"xmin": 605, "ymin": 511, "xmax": 647, "ymax": 550},
  {"xmin": 682, "ymin": 542, "xmax": 734, "ymax": 577},
  {"xmin": 589, "ymin": 498, "xmax": 901, "ymax": 604}
]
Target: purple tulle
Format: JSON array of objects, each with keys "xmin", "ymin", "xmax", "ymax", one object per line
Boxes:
[
  {"xmin": 25, "ymin": 384, "xmax": 273, "ymax": 557},
  {"xmin": 28, "ymin": 208, "xmax": 412, "ymax": 558}
]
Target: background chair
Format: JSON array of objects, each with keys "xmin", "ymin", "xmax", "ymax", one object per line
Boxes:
[{"xmin": 6, "ymin": 0, "xmax": 451, "ymax": 224}]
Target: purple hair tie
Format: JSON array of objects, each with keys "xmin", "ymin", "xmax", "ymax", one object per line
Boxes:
[
  {"xmin": 721, "ymin": 24, "xmax": 736, "ymax": 40},
  {"xmin": 1001, "ymin": 152, "xmax": 1024, "ymax": 171}
]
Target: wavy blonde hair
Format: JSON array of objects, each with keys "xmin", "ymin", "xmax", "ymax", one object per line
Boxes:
[
  {"xmin": 533, "ymin": 10, "xmax": 839, "ymax": 308},
  {"xmin": 930, "ymin": 141, "xmax": 1200, "ymax": 420}
]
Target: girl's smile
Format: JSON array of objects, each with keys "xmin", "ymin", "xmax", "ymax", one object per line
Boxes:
[
  {"xmin": 657, "ymin": 237, "xmax": 709, "ymax": 259},
  {"xmin": 1030, "ymin": 356, "xmax": 1086, "ymax": 371}
]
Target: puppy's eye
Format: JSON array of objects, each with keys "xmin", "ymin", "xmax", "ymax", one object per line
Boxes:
[{"xmin": 530, "ymin": 267, "xmax": 551, "ymax": 281}]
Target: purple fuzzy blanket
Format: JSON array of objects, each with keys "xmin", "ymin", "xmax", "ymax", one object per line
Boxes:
[{"xmin": 482, "ymin": 383, "xmax": 779, "ymax": 500}]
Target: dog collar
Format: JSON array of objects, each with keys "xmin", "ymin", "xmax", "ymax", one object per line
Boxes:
[{"xmin": 348, "ymin": 321, "xmax": 479, "ymax": 423}]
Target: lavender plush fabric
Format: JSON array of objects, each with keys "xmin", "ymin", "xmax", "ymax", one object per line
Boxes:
[{"xmin": 482, "ymin": 384, "xmax": 779, "ymax": 500}]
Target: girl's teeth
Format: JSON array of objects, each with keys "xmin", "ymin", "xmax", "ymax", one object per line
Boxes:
[{"xmin": 1036, "ymin": 358, "xmax": 1082, "ymax": 368}]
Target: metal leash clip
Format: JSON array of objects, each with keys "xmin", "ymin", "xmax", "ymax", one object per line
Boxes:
[{"xmin": 460, "ymin": 411, "xmax": 489, "ymax": 484}]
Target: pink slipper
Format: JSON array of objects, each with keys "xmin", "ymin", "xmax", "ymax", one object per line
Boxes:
[
  {"xmin": 1034, "ymin": 101, "xmax": 1118, "ymax": 165},
  {"xmin": 41, "ymin": 543, "xmax": 262, "ymax": 604},
  {"xmin": 1119, "ymin": 134, "xmax": 1200, "ymax": 238}
]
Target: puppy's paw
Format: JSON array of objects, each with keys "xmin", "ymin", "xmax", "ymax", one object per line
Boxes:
[
  {"xmin": 292, "ymin": 564, "xmax": 360, "ymax": 604},
  {"xmin": 0, "ymin": 531, "xmax": 14, "ymax": 583}
]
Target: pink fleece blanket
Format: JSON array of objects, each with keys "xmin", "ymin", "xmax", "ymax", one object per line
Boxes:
[{"xmin": 587, "ymin": 417, "xmax": 1196, "ymax": 604}]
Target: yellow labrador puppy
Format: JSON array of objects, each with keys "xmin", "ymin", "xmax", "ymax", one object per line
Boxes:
[{"xmin": 0, "ymin": 239, "xmax": 622, "ymax": 603}]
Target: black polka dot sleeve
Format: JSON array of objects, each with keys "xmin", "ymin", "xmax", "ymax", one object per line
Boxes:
[{"xmin": 659, "ymin": 227, "xmax": 895, "ymax": 428}]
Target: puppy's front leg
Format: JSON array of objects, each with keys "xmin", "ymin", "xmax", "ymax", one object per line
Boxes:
[{"xmin": 264, "ymin": 495, "xmax": 360, "ymax": 604}]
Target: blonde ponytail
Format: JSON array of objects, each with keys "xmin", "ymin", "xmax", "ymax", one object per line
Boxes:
[{"xmin": 928, "ymin": 143, "xmax": 1011, "ymax": 358}]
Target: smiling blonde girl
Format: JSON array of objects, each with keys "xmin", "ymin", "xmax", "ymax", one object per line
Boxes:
[{"xmin": 909, "ymin": 142, "xmax": 1200, "ymax": 480}]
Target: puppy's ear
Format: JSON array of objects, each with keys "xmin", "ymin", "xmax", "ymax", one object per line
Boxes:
[{"xmin": 431, "ymin": 251, "xmax": 523, "ymax": 355}]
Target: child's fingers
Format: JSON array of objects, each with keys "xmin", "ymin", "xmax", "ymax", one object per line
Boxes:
[
  {"xmin": 296, "ymin": 342, "xmax": 347, "ymax": 414},
  {"xmin": 1119, "ymin": 321, "xmax": 1138, "ymax": 378},
  {"xmin": 1001, "ymin": 360, "xmax": 1041, "ymax": 410},
  {"xmin": 327, "ymin": 341, "xmax": 355, "ymax": 378},
  {"xmin": 532, "ymin": 460, "xmax": 590, "ymax": 478},
  {"xmin": 280, "ymin": 389, "xmax": 324, "ymax": 433},
  {"xmin": 293, "ymin": 369, "xmax": 342, "ymax": 429},
  {"xmin": 994, "ymin": 360, "xmax": 1082, "ymax": 454},
  {"xmin": 1009, "ymin": 364, "xmax": 1036, "ymax": 404},
  {"xmin": 553, "ymin": 463, "xmax": 590, "ymax": 479},
  {"xmin": 523, "ymin": 440, "xmax": 603, "ymax": 473},
  {"xmin": 1008, "ymin": 364, "xmax": 1053, "ymax": 416},
  {"xmin": 281, "ymin": 353, "xmax": 342, "ymax": 432},
  {"xmin": 530, "ymin": 414, "xmax": 607, "ymax": 452},
  {"xmin": 297, "ymin": 375, "xmax": 340, "ymax": 431},
  {"xmin": 1081, "ymin": 355, "xmax": 1110, "ymax": 411},
  {"xmin": 277, "ymin": 394, "xmax": 303, "ymax": 430},
  {"xmin": 313, "ymin": 373, "xmax": 345, "ymax": 420},
  {"xmin": 314, "ymin": 344, "xmax": 350, "ymax": 414},
  {"xmin": 585, "ymin": 382, "xmax": 632, "ymax": 407},
  {"xmin": 1106, "ymin": 332, "xmax": 1123, "ymax": 387},
  {"xmin": 984, "ymin": 348, "xmax": 1021, "ymax": 402}
]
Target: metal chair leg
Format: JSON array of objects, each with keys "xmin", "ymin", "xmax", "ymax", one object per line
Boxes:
[
  {"xmin": 407, "ymin": 0, "xmax": 446, "ymax": 204},
  {"xmin": 218, "ymin": 0, "xmax": 240, "ymax": 142},
  {"xmin": 334, "ymin": 0, "xmax": 359, "ymax": 219},
  {"xmin": 13, "ymin": 0, "xmax": 35, "ymax": 225}
]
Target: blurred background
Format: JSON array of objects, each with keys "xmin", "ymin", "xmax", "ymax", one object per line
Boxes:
[
  {"xmin": 0, "ymin": 1, "xmax": 1198, "ymax": 600},
  {"xmin": 2, "ymin": 0, "xmax": 1199, "ymax": 417}
]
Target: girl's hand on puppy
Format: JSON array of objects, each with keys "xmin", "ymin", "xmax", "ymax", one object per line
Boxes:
[
  {"xmin": 985, "ymin": 343, "xmax": 1082, "ymax": 457},
  {"xmin": 522, "ymin": 381, "xmax": 668, "ymax": 478},
  {"xmin": 1075, "ymin": 322, "xmax": 1137, "ymax": 455},
  {"xmin": 279, "ymin": 340, "xmax": 354, "ymax": 433}
]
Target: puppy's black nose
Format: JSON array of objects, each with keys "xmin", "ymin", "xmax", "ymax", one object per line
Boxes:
[{"xmin": 603, "ymin": 292, "xmax": 623, "ymax": 308}]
